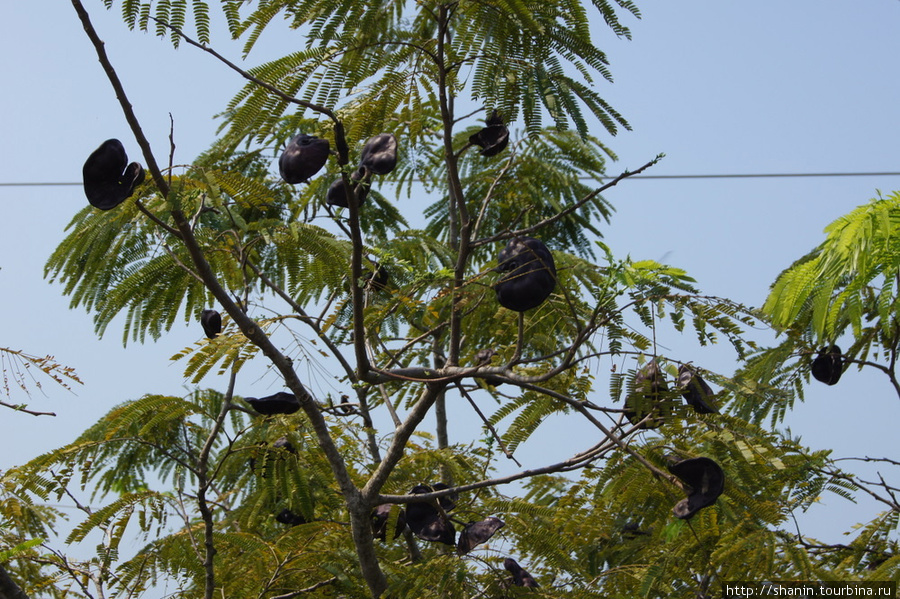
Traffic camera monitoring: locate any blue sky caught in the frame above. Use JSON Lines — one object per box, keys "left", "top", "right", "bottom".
{"left": 1, "top": 0, "right": 899, "bottom": 547}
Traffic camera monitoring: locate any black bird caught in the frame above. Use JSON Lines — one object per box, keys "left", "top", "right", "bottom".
{"left": 404, "top": 484, "right": 456, "bottom": 545}
{"left": 621, "top": 521, "right": 650, "bottom": 538}
{"left": 469, "top": 110, "right": 509, "bottom": 157}
{"left": 456, "top": 516, "right": 505, "bottom": 555}
{"left": 326, "top": 168, "right": 369, "bottom": 208}
{"left": 279, "top": 133, "right": 330, "bottom": 184}
{"left": 503, "top": 557, "right": 539, "bottom": 587}
{"left": 82, "top": 139, "right": 145, "bottom": 210}
{"left": 364, "top": 263, "right": 390, "bottom": 292}
{"left": 245, "top": 392, "right": 301, "bottom": 415}
{"left": 371, "top": 504, "right": 406, "bottom": 541}
{"left": 495, "top": 237, "right": 556, "bottom": 312}
{"left": 677, "top": 364, "right": 718, "bottom": 414}
{"left": 275, "top": 509, "right": 307, "bottom": 526}
{"left": 666, "top": 456, "right": 725, "bottom": 520}
{"left": 811, "top": 345, "right": 843, "bottom": 385}
{"left": 359, "top": 133, "right": 398, "bottom": 175}
{"left": 200, "top": 309, "right": 222, "bottom": 339}
{"left": 272, "top": 436, "right": 295, "bottom": 453}
{"left": 624, "top": 360, "right": 669, "bottom": 429}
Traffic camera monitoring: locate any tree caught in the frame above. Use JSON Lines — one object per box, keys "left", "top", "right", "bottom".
{"left": 739, "top": 192, "right": 900, "bottom": 580}
{"left": 0, "top": 291, "right": 80, "bottom": 599}
{"left": 6, "top": 1, "right": 895, "bottom": 598}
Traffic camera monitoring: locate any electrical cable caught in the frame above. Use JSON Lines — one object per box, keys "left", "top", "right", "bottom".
{"left": 1, "top": 171, "right": 900, "bottom": 187}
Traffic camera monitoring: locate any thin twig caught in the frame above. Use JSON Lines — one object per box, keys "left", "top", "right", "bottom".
{"left": 472, "top": 155, "right": 663, "bottom": 248}
{"left": 454, "top": 381, "right": 521, "bottom": 466}
{"left": 269, "top": 577, "right": 338, "bottom": 599}
{"left": 147, "top": 16, "right": 338, "bottom": 123}
{"left": 0, "top": 400, "right": 56, "bottom": 417}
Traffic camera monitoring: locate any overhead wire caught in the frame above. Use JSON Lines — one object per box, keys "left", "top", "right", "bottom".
{"left": 0, "top": 171, "right": 900, "bottom": 187}
{"left": 2, "top": 171, "right": 900, "bottom": 188}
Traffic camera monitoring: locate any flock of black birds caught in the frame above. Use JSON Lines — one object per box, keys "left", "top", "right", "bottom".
{"left": 621, "top": 342, "right": 845, "bottom": 518}
{"left": 371, "top": 484, "right": 506, "bottom": 557}
{"left": 81, "top": 111, "right": 847, "bottom": 587}
{"left": 624, "top": 361, "right": 719, "bottom": 430}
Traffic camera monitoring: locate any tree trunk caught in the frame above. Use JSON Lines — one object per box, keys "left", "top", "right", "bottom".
{"left": 0, "top": 565, "right": 30, "bottom": 599}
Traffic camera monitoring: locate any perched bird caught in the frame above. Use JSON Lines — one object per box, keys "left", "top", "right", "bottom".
{"left": 621, "top": 521, "right": 650, "bottom": 538}
{"left": 503, "top": 557, "right": 539, "bottom": 587}
{"left": 495, "top": 237, "right": 556, "bottom": 312}
{"left": 666, "top": 455, "right": 725, "bottom": 519}
{"left": 245, "top": 392, "right": 300, "bottom": 415}
{"left": 200, "top": 309, "right": 222, "bottom": 339}
{"left": 469, "top": 110, "right": 509, "bottom": 157}
{"left": 279, "top": 133, "right": 330, "bottom": 184}
{"left": 457, "top": 516, "right": 505, "bottom": 556}
{"left": 326, "top": 168, "right": 368, "bottom": 208}
{"left": 82, "top": 139, "right": 145, "bottom": 210}
{"left": 475, "top": 348, "right": 497, "bottom": 365}
{"left": 677, "top": 364, "right": 718, "bottom": 414}
{"left": 371, "top": 504, "right": 406, "bottom": 541}
{"left": 404, "top": 484, "right": 456, "bottom": 545}
{"left": 275, "top": 509, "right": 306, "bottom": 526}
{"left": 363, "top": 263, "right": 391, "bottom": 292}
{"left": 624, "top": 360, "right": 669, "bottom": 429}
{"left": 271, "top": 436, "right": 295, "bottom": 454}
{"left": 811, "top": 345, "right": 843, "bottom": 385}
{"left": 359, "top": 133, "right": 398, "bottom": 175}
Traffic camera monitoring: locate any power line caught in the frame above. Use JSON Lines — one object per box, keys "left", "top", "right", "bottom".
{"left": 1, "top": 171, "right": 900, "bottom": 187}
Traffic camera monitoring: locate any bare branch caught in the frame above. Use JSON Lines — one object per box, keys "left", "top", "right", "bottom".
{"left": 269, "top": 577, "right": 338, "bottom": 599}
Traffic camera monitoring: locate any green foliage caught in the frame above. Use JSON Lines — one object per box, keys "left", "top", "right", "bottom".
{"left": 423, "top": 129, "right": 616, "bottom": 257}
{"left": 107, "top": 0, "right": 636, "bottom": 148}
{"left": 490, "top": 422, "right": 842, "bottom": 598}
{"left": 17, "top": 1, "right": 900, "bottom": 598}
{"left": 742, "top": 192, "right": 900, "bottom": 424}
{"left": 764, "top": 192, "right": 900, "bottom": 346}
{"left": 45, "top": 188, "right": 216, "bottom": 345}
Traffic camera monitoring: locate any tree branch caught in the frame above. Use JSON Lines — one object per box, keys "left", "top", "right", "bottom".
{"left": 147, "top": 16, "right": 339, "bottom": 124}
{"left": 0, "top": 565, "right": 30, "bottom": 599}
{"left": 471, "top": 155, "right": 663, "bottom": 248}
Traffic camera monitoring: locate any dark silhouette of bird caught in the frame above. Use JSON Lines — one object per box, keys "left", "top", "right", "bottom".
{"left": 245, "top": 392, "right": 300, "bottom": 415}
{"left": 279, "top": 133, "right": 330, "bottom": 184}
{"left": 811, "top": 345, "right": 843, "bottom": 385}
{"left": 200, "top": 309, "right": 222, "bottom": 339}
{"left": 495, "top": 237, "right": 556, "bottom": 312}
{"left": 470, "top": 110, "right": 509, "bottom": 157}
{"left": 666, "top": 455, "right": 725, "bottom": 519}
{"left": 275, "top": 509, "right": 307, "bottom": 526}
{"left": 82, "top": 139, "right": 145, "bottom": 210}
